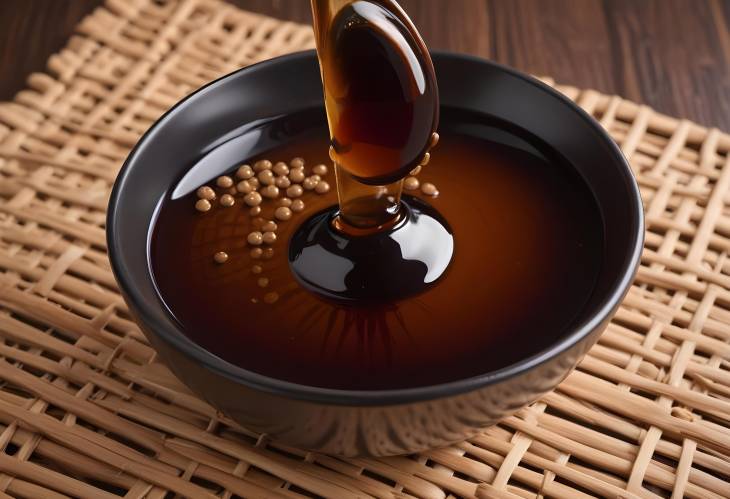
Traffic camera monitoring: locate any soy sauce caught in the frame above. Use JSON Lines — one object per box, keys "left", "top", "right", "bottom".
{"left": 150, "top": 1, "right": 603, "bottom": 391}
{"left": 150, "top": 113, "right": 604, "bottom": 390}
{"left": 311, "top": 0, "right": 438, "bottom": 185}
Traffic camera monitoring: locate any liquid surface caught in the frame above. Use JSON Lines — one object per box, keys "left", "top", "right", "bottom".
{"left": 312, "top": 0, "right": 438, "bottom": 184}
{"left": 289, "top": 196, "right": 454, "bottom": 303}
{"left": 151, "top": 118, "right": 604, "bottom": 390}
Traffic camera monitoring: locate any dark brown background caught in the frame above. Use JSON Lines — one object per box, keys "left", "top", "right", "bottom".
{"left": 1, "top": 1, "right": 729, "bottom": 129}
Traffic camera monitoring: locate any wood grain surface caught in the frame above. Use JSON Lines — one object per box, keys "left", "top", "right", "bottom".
{"left": 1, "top": 0, "right": 728, "bottom": 129}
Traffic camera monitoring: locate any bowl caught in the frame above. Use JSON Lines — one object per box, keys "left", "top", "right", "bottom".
{"left": 107, "top": 51, "right": 643, "bottom": 457}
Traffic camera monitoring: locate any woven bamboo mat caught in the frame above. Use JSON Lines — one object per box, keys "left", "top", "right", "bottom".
{"left": 0, "top": 0, "right": 729, "bottom": 497}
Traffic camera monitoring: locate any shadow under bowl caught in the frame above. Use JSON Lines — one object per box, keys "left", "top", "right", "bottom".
{"left": 107, "top": 51, "right": 643, "bottom": 457}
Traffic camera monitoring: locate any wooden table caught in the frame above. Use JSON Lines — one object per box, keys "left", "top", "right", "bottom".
{"left": 2, "top": 0, "right": 729, "bottom": 129}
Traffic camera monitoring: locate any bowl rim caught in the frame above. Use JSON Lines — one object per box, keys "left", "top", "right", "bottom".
{"left": 107, "top": 50, "right": 644, "bottom": 406}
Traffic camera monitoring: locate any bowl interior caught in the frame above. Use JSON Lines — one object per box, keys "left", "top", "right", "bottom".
{"left": 108, "top": 51, "right": 643, "bottom": 403}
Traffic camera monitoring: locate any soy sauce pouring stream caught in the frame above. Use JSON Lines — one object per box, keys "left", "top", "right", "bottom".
{"left": 310, "top": 0, "right": 439, "bottom": 232}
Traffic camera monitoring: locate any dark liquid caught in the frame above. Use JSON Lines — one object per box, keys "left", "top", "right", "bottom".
{"left": 289, "top": 196, "right": 453, "bottom": 303}
{"left": 312, "top": 0, "right": 438, "bottom": 184}
{"left": 150, "top": 113, "right": 604, "bottom": 390}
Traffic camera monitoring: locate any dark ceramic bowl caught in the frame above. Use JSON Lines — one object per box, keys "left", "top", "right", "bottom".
{"left": 107, "top": 51, "right": 643, "bottom": 457}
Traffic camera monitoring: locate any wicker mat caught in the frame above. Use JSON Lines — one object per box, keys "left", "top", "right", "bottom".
{"left": 0, "top": 0, "right": 729, "bottom": 497}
